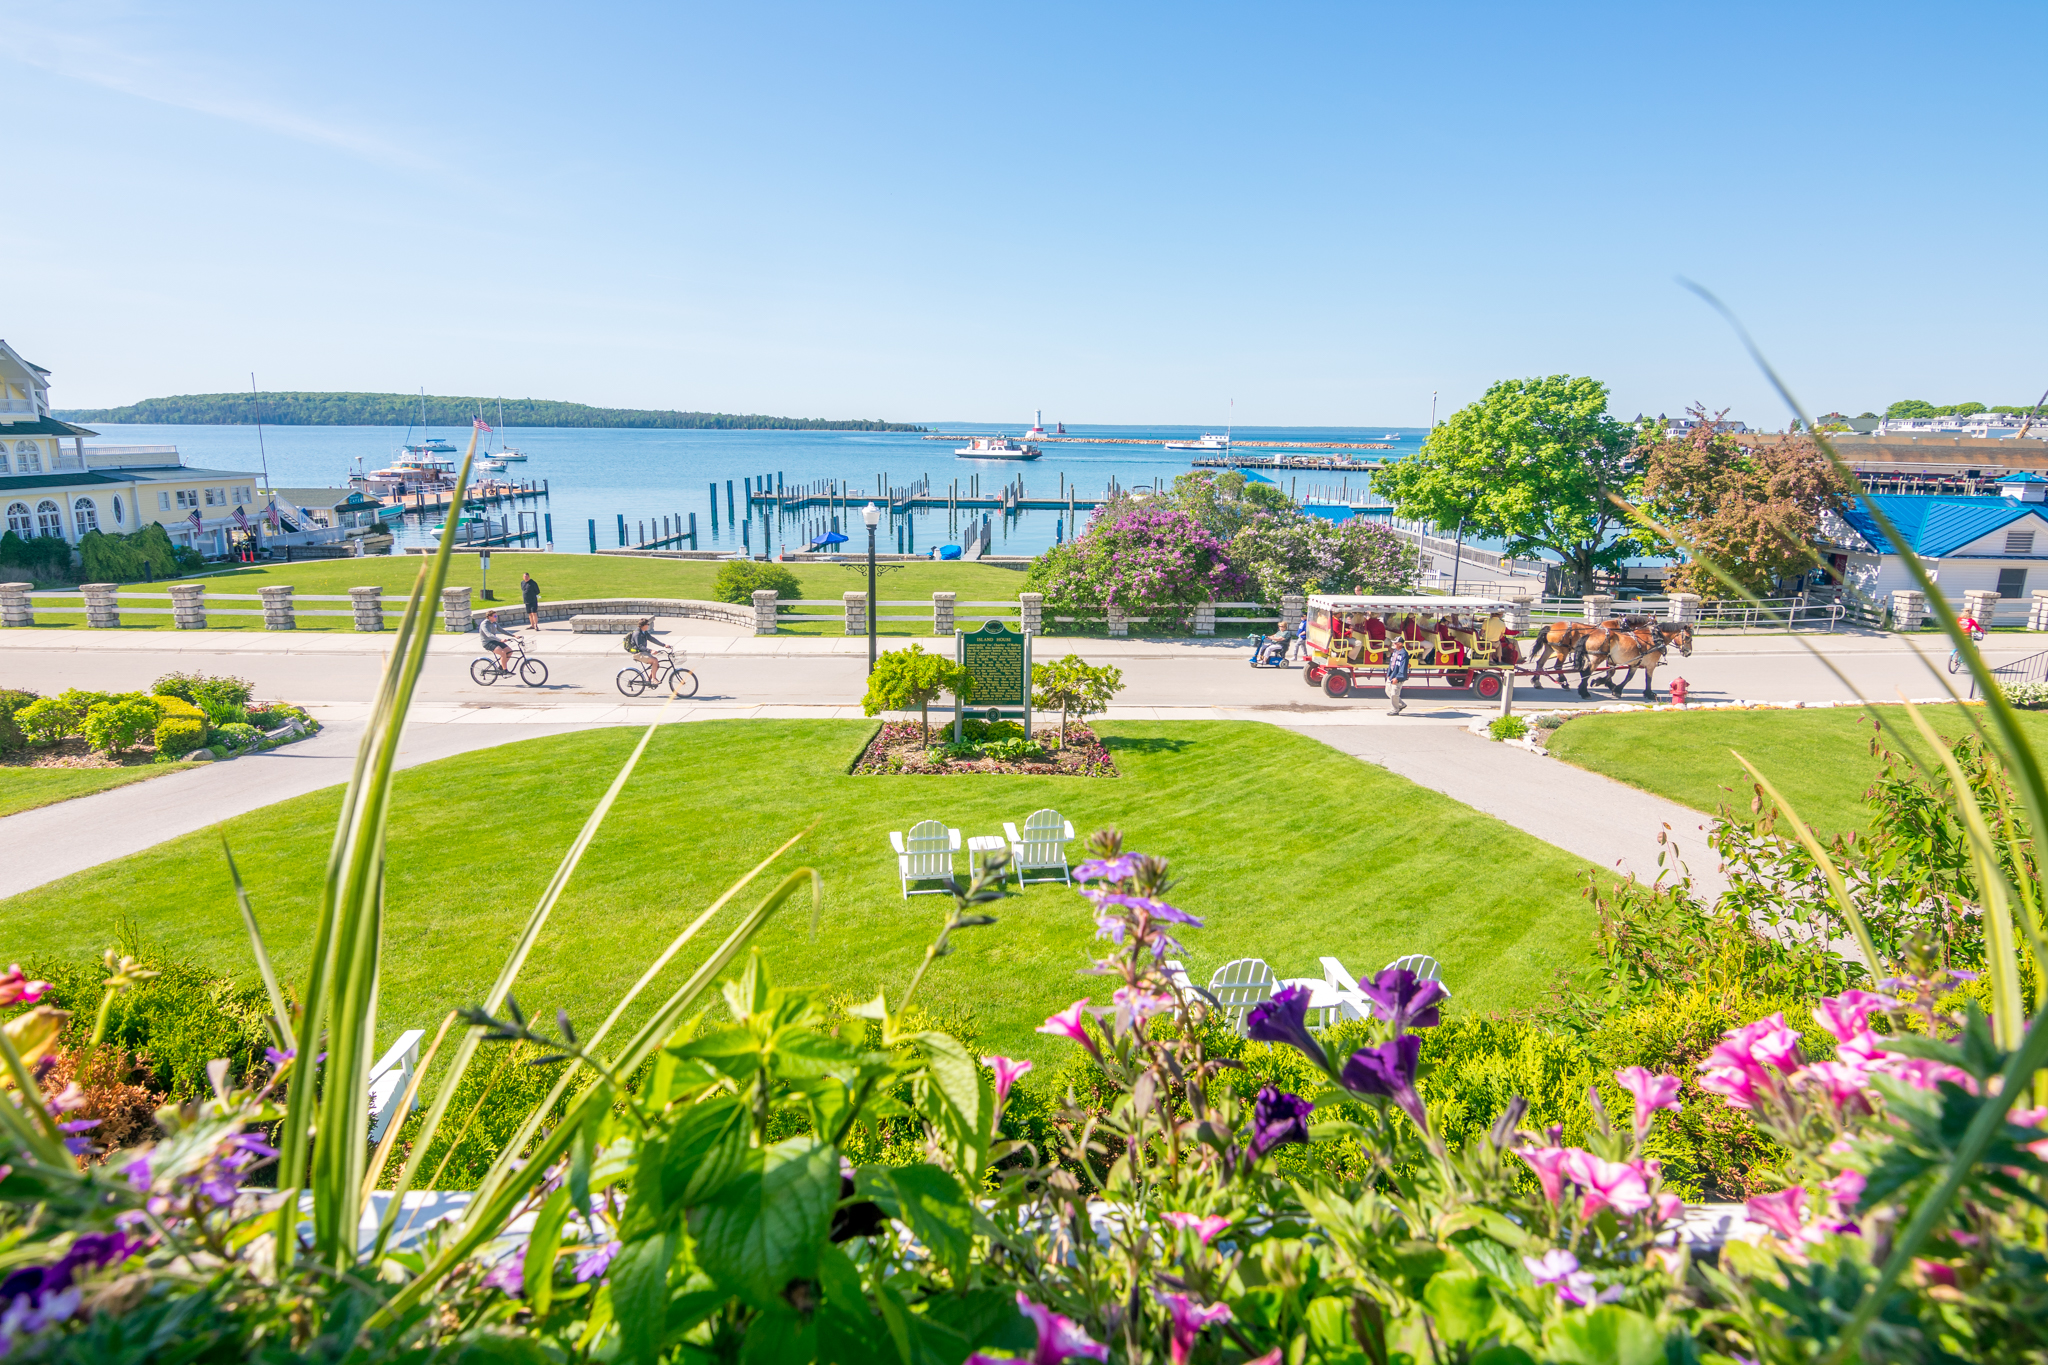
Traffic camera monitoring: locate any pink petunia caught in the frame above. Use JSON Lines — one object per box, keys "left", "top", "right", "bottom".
{"left": 1036, "top": 1001, "right": 1098, "bottom": 1056}
{"left": 1000, "top": 1292, "right": 1108, "bottom": 1365}
{"left": 1561, "top": 1149, "right": 1653, "bottom": 1218}
{"left": 1836, "top": 1029, "right": 1888, "bottom": 1072}
{"left": 1517, "top": 1145, "right": 1571, "bottom": 1205}
{"left": 1614, "top": 1066, "right": 1683, "bottom": 1140}
{"left": 1653, "top": 1192, "right": 1686, "bottom": 1225}
{"left": 1162, "top": 1211, "right": 1231, "bottom": 1246}
{"left": 1795, "top": 1061, "right": 1872, "bottom": 1110}
{"left": 1886, "top": 1057, "right": 1977, "bottom": 1093}
{"left": 1745, "top": 1187, "right": 1811, "bottom": 1243}
{"left": 1157, "top": 1293, "right": 1233, "bottom": 1365}
{"left": 981, "top": 1055, "right": 1034, "bottom": 1104}
{"left": 1811, "top": 990, "right": 1895, "bottom": 1044}
{"left": 0, "top": 965, "right": 51, "bottom": 1008}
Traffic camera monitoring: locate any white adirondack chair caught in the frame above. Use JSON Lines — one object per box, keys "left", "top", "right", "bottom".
{"left": 1383, "top": 953, "right": 1450, "bottom": 997}
{"left": 890, "top": 820, "right": 962, "bottom": 898}
{"left": 1003, "top": 808, "right": 1077, "bottom": 886}
{"left": 1163, "top": 958, "right": 1195, "bottom": 994}
{"left": 367, "top": 1028, "right": 426, "bottom": 1144}
{"left": 1320, "top": 955, "right": 1369, "bottom": 1021}
{"left": 1206, "top": 958, "right": 1276, "bottom": 1035}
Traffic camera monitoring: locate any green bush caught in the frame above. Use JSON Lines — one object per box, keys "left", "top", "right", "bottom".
{"left": 1488, "top": 714, "right": 1529, "bottom": 741}
{"left": 81, "top": 698, "right": 165, "bottom": 756}
{"left": 383, "top": 1044, "right": 575, "bottom": 1190}
{"left": 78, "top": 523, "right": 180, "bottom": 583}
{"left": 151, "top": 693, "right": 210, "bottom": 758}
{"left": 710, "top": 559, "right": 803, "bottom": 604}
{"left": 983, "top": 736, "right": 1046, "bottom": 762}
{"left": 0, "top": 689, "right": 32, "bottom": 754}
{"left": 15, "top": 697, "right": 79, "bottom": 744}
{"left": 152, "top": 672, "right": 254, "bottom": 709}
{"left": 0, "top": 530, "right": 75, "bottom": 579}
{"left": 2003, "top": 680, "right": 2048, "bottom": 709}
{"left": 213, "top": 722, "right": 262, "bottom": 751}
{"left": 57, "top": 688, "right": 116, "bottom": 717}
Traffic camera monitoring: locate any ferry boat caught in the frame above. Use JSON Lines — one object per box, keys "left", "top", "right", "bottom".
{"left": 954, "top": 435, "right": 1042, "bottom": 461}
{"left": 1163, "top": 432, "right": 1231, "bottom": 453}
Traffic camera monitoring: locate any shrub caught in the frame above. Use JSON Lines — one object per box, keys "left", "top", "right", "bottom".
{"left": 1031, "top": 654, "right": 1124, "bottom": 744}
{"left": 2002, "top": 679, "right": 2048, "bottom": 709}
{"left": 154, "top": 672, "right": 253, "bottom": 710}
{"left": 151, "top": 694, "right": 210, "bottom": 758}
{"left": 381, "top": 1044, "right": 574, "bottom": 1190}
{"left": 15, "top": 697, "right": 78, "bottom": 744}
{"left": 0, "top": 689, "right": 32, "bottom": 754}
{"left": 861, "top": 642, "right": 973, "bottom": 745}
{"left": 78, "top": 523, "right": 179, "bottom": 583}
{"left": 213, "top": 722, "right": 262, "bottom": 751}
{"left": 710, "top": 559, "right": 803, "bottom": 604}
{"left": 0, "top": 531, "right": 75, "bottom": 579}
{"left": 1024, "top": 504, "right": 1245, "bottom": 626}
{"left": 1229, "top": 510, "right": 1420, "bottom": 600}
{"left": 1489, "top": 714, "right": 1528, "bottom": 741}
{"left": 982, "top": 736, "right": 1046, "bottom": 762}
{"left": 57, "top": 688, "right": 115, "bottom": 717}
{"left": 81, "top": 698, "right": 164, "bottom": 756}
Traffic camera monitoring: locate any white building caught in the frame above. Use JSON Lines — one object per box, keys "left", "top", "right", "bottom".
{"left": 1818, "top": 473, "right": 2048, "bottom": 614}
{"left": 1, "top": 339, "right": 263, "bottom": 558}
{"left": 1878, "top": 412, "right": 2039, "bottom": 437}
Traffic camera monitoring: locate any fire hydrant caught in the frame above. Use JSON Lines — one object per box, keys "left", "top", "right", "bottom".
{"left": 1669, "top": 676, "right": 1689, "bottom": 705}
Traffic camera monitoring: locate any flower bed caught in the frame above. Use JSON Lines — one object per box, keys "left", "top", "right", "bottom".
{"left": 852, "top": 720, "right": 1118, "bottom": 776}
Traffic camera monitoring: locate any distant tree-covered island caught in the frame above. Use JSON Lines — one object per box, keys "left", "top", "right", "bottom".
{"left": 54, "top": 392, "right": 924, "bottom": 431}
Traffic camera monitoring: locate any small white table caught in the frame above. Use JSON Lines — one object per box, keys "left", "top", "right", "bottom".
{"left": 1276, "top": 976, "right": 1348, "bottom": 1027}
{"left": 965, "top": 835, "right": 1010, "bottom": 885}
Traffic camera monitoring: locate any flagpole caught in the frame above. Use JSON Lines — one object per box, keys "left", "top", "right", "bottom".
{"left": 250, "top": 374, "right": 272, "bottom": 552}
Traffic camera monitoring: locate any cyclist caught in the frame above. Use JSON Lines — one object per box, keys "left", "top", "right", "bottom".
{"left": 1958, "top": 610, "right": 1985, "bottom": 642}
{"left": 624, "top": 617, "right": 661, "bottom": 683}
{"left": 480, "top": 610, "right": 516, "bottom": 673}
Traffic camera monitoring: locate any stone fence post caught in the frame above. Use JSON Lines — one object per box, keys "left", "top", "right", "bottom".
{"left": 350, "top": 586, "right": 384, "bottom": 632}
{"left": 1963, "top": 588, "right": 2000, "bottom": 627}
{"left": 1581, "top": 593, "right": 1614, "bottom": 623}
{"left": 1280, "top": 594, "right": 1305, "bottom": 634}
{"left": 260, "top": 584, "right": 296, "bottom": 630}
{"left": 0, "top": 583, "right": 32, "bottom": 628}
{"left": 843, "top": 591, "right": 867, "bottom": 636}
{"left": 440, "top": 585, "right": 472, "bottom": 633}
{"left": 1194, "top": 603, "right": 1216, "bottom": 636}
{"left": 2030, "top": 589, "right": 2048, "bottom": 632}
{"left": 1502, "top": 592, "right": 1534, "bottom": 631}
{"left": 1665, "top": 593, "right": 1701, "bottom": 624}
{"left": 932, "top": 591, "right": 956, "bottom": 636}
{"left": 1890, "top": 589, "right": 1927, "bottom": 630}
{"left": 751, "top": 589, "right": 778, "bottom": 636}
{"left": 168, "top": 582, "right": 206, "bottom": 630}
{"left": 81, "top": 583, "right": 119, "bottom": 629}
{"left": 1019, "top": 591, "right": 1042, "bottom": 634}
{"left": 1108, "top": 606, "right": 1129, "bottom": 638}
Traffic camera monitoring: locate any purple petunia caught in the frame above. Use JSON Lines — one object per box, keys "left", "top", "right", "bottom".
{"left": 1340, "top": 1034, "right": 1429, "bottom": 1132}
{"left": 574, "top": 1241, "right": 620, "bottom": 1283}
{"left": 1245, "top": 985, "right": 1328, "bottom": 1071}
{"left": 1248, "top": 1086, "right": 1313, "bottom": 1159}
{"left": 1356, "top": 968, "right": 1445, "bottom": 1032}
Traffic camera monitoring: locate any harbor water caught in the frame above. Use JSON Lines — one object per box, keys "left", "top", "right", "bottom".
{"left": 77, "top": 423, "right": 1422, "bottom": 559}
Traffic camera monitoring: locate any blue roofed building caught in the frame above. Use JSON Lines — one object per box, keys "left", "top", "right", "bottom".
{"left": 1820, "top": 472, "right": 2048, "bottom": 620}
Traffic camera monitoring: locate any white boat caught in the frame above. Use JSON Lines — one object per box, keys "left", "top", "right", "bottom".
{"left": 1382, "top": 433, "right": 1400, "bottom": 440}
{"left": 1164, "top": 432, "right": 1231, "bottom": 453}
{"left": 955, "top": 435, "right": 1042, "bottom": 461}
{"left": 477, "top": 457, "right": 508, "bottom": 473}
{"left": 489, "top": 399, "right": 527, "bottom": 460}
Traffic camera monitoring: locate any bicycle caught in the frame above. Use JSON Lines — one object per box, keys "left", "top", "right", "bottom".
{"left": 617, "top": 645, "right": 699, "bottom": 698}
{"left": 1948, "top": 629, "right": 1986, "bottom": 675}
{"left": 471, "top": 637, "right": 549, "bottom": 688}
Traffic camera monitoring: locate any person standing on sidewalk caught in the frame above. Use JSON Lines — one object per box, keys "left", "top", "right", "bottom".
{"left": 521, "top": 572, "right": 541, "bottom": 629}
{"left": 1386, "top": 640, "right": 1409, "bottom": 714}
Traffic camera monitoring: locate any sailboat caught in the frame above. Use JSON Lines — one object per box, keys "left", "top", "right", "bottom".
{"left": 493, "top": 397, "right": 527, "bottom": 461}
{"left": 399, "top": 389, "right": 457, "bottom": 454}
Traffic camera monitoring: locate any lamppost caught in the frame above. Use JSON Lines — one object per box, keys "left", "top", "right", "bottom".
{"left": 863, "top": 502, "right": 881, "bottom": 673}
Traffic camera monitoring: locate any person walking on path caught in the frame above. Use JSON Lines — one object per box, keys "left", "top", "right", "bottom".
{"left": 1386, "top": 640, "right": 1409, "bottom": 715}
{"left": 520, "top": 572, "right": 541, "bottom": 629}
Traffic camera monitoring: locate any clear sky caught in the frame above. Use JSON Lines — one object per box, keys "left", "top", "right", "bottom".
{"left": 5, "top": 1, "right": 2042, "bottom": 427}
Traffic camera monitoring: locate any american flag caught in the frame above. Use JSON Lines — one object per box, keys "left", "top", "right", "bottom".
{"left": 266, "top": 499, "right": 281, "bottom": 530}
{"left": 475, "top": 418, "right": 493, "bottom": 433}
{"left": 187, "top": 509, "right": 203, "bottom": 534}
{"left": 232, "top": 506, "right": 249, "bottom": 531}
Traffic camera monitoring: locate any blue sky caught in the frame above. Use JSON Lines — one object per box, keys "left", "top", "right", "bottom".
{"left": 5, "top": 1, "right": 2042, "bottom": 426}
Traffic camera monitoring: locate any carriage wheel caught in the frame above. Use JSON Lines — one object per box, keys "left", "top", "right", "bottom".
{"left": 1474, "top": 671, "right": 1503, "bottom": 700}
{"left": 1323, "top": 670, "right": 1352, "bottom": 698}
{"left": 1304, "top": 664, "right": 1325, "bottom": 687}
{"left": 1445, "top": 670, "right": 1471, "bottom": 689}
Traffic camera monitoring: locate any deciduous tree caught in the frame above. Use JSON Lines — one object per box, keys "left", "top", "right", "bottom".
{"left": 862, "top": 643, "right": 972, "bottom": 745}
{"left": 1376, "top": 374, "right": 1640, "bottom": 594}
{"left": 1030, "top": 655, "right": 1124, "bottom": 747}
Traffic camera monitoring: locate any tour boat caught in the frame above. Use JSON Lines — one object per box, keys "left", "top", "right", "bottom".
{"left": 1163, "top": 432, "right": 1231, "bottom": 453}
{"left": 954, "top": 435, "right": 1043, "bottom": 461}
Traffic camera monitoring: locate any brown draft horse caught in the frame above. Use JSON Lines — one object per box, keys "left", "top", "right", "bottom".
{"left": 1523, "top": 621, "right": 1595, "bottom": 687}
{"left": 1579, "top": 621, "right": 1694, "bottom": 699}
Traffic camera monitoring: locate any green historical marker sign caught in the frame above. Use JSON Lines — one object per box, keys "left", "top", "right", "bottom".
{"left": 955, "top": 618, "right": 1032, "bottom": 736}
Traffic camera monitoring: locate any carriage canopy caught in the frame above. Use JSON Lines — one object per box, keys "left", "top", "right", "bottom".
{"left": 1304, "top": 595, "right": 1518, "bottom": 616}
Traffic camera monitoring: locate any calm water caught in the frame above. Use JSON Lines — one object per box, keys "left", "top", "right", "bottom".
{"left": 80, "top": 422, "right": 1418, "bottom": 558}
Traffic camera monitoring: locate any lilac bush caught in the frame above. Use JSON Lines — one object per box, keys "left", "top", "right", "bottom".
{"left": 1024, "top": 505, "right": 1246, "bottom": 627}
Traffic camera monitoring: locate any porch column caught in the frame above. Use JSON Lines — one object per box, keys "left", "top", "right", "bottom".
{"left": 932, "top": 591, "right": 956, "bottom": 636}
{"left": 1665, "top": 593, "right": 1701, "bottom": 624}
{"left": 1019, "top": 591, "right": 1043, "bottom": 634}
{"left": 843, "top": 591, "right": 867, "bottom": 636}
{"left": 751, "top": 589, "right": 778, "bottom": 636}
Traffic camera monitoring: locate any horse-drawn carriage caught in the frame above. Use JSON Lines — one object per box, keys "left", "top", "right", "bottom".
{"left": 1301, "top": 595, "right": 1521, "bottom": 700}
{"left": 1299, "top": 594, "right": 1696, "bottom": 702}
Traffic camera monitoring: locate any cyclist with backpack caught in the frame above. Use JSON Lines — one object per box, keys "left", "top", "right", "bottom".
{"left": 623, "top": 618, "right": 661, "bottom": 683}
{"left": 480, "top": 611, "right": 516, "bottom": 673}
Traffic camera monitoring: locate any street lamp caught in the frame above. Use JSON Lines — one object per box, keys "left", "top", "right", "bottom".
{"left": 862, "top": 502, "right": 881, "bottom": 673}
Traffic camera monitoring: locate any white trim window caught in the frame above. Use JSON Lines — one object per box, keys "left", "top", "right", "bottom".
{"left": 158, "top": 491, "right": 172, "bottom": 511}
{"left": 175, "top": 490, "right": 199, "bottom": 509}
{"left": 73, "top": 498, "right": 98, "bottom": 535}
{"left": 204, "top": 487, "right": 226, "bottom": 507}
{"left": 0, "top": 448, "right": 8, "bottom": 474}
{"left": 35, "top": 500, "right": 61, "bottom": 539}
{"left": 5, "top": 502, "right": 29, "bottom": 537}
{"left": 232, "top": 485, "right": 253, "bottom": 503}
{"left": 13, "top": 440, "right": 41, "bottom": 474}
{"left": 112, "top": 495, "right": 125, "bottom": 525}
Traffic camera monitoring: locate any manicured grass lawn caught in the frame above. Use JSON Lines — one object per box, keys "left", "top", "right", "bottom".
{"left": 6, "top": 721, "right": 1600, "bottom": 1065}
{"left": 1543, "top": 703, "right": 2047, "bottom": 836}
{"left": 22, "top": 553, "right": 1033, "bottom": 635}
{"left": 0, "top": 764, "right": 187, "bottom": 818}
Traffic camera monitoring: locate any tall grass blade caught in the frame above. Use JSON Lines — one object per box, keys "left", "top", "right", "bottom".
{"left": 373, "top": 862, "right": 820, "bottom": 1326}
{"left": 1728, "top": 752, "right": 1884, "bottom": 977}
{"left": 221, "top": 837, "right": 295, "bottom": 1051}
{"left": 270, "top": 423, "right": 481, "bottom": 1269}
{"left": 362, "top": 1010, "right": 455, "bottom": 1200}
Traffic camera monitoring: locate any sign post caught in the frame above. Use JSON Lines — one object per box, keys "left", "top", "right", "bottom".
{"left": 955, "top": 618, "right": 1027, "bottom": 741}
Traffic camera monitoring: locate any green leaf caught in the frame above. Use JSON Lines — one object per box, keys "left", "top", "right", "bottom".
{"left": 661, "top": 1094, "right": 752, "bottom": 1209}
{"left": 610, "top": 1231, "right": 678, "bottom": 1365}
{"left": 737, "top": 1307, "right": 817, "bottom": 1365}
{"left": 1545, "top": 1306, "right": 1664, "bottom": 1365}
{"left": 858, "top": 1164, "right": 974, "bottom": 1280}
{"left": 522, "top": 1187, "right": 571, "bottom": 1317}
{"left": 570, "top": 1110, "right": 596, "bottom": 1221}
{"left": 1470, "top": 1349, "right": 1537, "bottom": 1365}
{"left": 918, "top": 1286, "right": 1031, "bottom": 1357}
{"left": 1423, "top": 1270, "right": 1497, "bottom": 1347}
{"left": 692, "top": 1137, "right": 838, "bottom": 1309}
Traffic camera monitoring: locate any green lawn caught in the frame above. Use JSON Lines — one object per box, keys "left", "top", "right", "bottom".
{"left": 5, "top": 721, "right": 1600, "bottom": 1065}
{"left": 0, "top": 763, "right": 188, "bottom": 817}
{"left": 20, "top": 553, "right": 1034, "bottom": 635}
{"left": 1543, "top": 703, "right": 2047, "bottom": 836}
